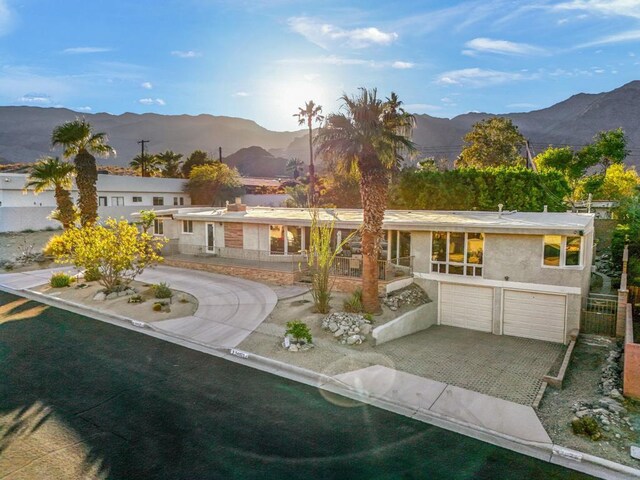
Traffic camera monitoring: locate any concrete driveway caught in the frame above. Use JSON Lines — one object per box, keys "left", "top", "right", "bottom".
{"left": 0, "top": 265, "right": 278, "bottom": 349}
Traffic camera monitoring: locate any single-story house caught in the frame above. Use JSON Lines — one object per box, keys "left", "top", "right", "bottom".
{"left": 149, "top": 201, "right": 594, "bottom": 344}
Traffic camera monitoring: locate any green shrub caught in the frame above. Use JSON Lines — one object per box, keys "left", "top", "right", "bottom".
{"left": 50, "top": 272, "right": 71, "bottom": 288}
{"left": 363, "top": 312, "right": 374, "bottom": 323}
{"left": 343, "top": 288, "right": 363, "bottom": 313}
{"left": 152, "top": 302, "right": 163, "bottom": 312}
{"left": 128, "top": 294, "right": 143, "bottom": 304}
{"left": 153, "top": 282, "right": 172, "bottom": 299}
{"left": 571, "top": 416, "right": 602, "bottom": 441}
{"left": 83, "top": 267, "right": 101, "bottom": 282}
{"left": 286, "top": 320, "right": 312, "bottom": 344}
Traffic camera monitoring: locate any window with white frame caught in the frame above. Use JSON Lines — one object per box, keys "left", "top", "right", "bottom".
{"left": 98, "top": 196, "right": 107, "bottom": 207}
{"left": 153, "top": 219, "right": 164, "bottom": 235}
{"left": 111, "top": 196, "right": 124, "bottom": 206}
{"left": 173, "top": 197, "right": 179, "bottom": 206}
{"left": 431, "top": 231, "right": 484, "bottom": 276}
{"left": 153, "top": 196, "right": 164, "bottom": 206}
{"left": 269, "top": 225, "right": 303, "bottom": 255}
{"left": 182, "top": 220, "right": 193, "bottom": 234}
{"left": 132, "top": 196, "right": 142, "bottom": 203}
{"left": 543, "top": 235, "right": 582, "bottom": 267}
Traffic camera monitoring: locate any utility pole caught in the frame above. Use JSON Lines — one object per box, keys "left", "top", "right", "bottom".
{"left": 218, "top": 146, "right": 223, "bottom": 163}
{"left": 137, "top": 139, "right": 150, "bottom": 177}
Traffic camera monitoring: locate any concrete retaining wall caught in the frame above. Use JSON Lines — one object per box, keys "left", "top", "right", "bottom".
{"left": 164, "top": 258, "right": 301, "bottom": 285}
{"left": 372, "top": 302, "right": 437, "bottom": 346}
{"left": 624, "top": 303, "right": 640, "bottom": 399}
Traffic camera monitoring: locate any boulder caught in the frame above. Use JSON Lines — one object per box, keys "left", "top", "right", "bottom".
{"left": 105, "top": 292, "right": 118, "bottom": 300}
{"left": 93, "top": 292, "right": 106, "bottom": 301}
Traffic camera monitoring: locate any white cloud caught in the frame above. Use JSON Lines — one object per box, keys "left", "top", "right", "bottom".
{"left": 233, "top": 91, "right": 249, "bottom": 97}
{"left": 18, "top": 93, "right": 52, "bottom": 104}
{"left": 577, "top": 29, "right": 640, "bottom": 48}
{"left": 141, "top": 81, "right": 153, "bottom": 89}
{"left": 436, "top": 68, "right": 529, "bottom": 87}
{"left": 170, "top": 50, "right": 202, "bottom": 58}
{"left": 554, "top": 0, "right": 640, "bottom": 19}
{"left": 0, "top": 0, "right": 14, "bottom": 36}
{"left": 62, "top": 47, "right": 112, "bottom": 54}
{"left": 73, "top": 106, "right": 92, "bottom": 112}
{"left": 464, "top": 37, "right": 546, "bottom": 56}
{"left": 392, "top": 61, "right": 415, "bottom": 69}
{"left": 278, "top": 55, "right": 376, "bottom": 67}
{"left": 138, "top": 98, "right": 165, "bottom": 106}
{"left": 287, "top": 16, "right": 398, "bottom": 49}
{"left": 404, "top": 103, "right": 443, "bottom": 113}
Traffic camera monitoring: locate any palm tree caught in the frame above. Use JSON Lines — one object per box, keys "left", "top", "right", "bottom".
{"left": 51, "top": 118, "right": 115, "bottom": 225}
{"left": 130, "top": 153, "right": 161, "bottom": 177}
{"left": 315, "top": 88, "right": 415, "bottom": 312}
{"left": 294, "top": 101, "right": 323, "bottom": 205}
{"left": 156, "top": 150, "right": 184, "bottom": 178}
{"left": 24, "top": 156, "right": 77, "bottom": 229}
{"left": 285, "top": 157, "right": 304, "bottom": 179}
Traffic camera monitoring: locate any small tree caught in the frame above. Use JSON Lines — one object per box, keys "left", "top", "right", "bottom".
{"left": 181, "top": 149, "right": 213, "bottom": 178}
{"left": 307, "top": 209, "right": 355, "bottom": 313}
{"left": 45, "top": 218, "right": 166, "bottom": 292}
{"left": 457, "top": 117, "right": 526, "bottom": 168}
{"left": 185, "top": 163, "right": 243, "bottom": 205}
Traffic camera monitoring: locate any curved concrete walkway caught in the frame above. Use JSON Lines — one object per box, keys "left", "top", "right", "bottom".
{"left": 0, "top": 265, "right": 278, "bottom": 348}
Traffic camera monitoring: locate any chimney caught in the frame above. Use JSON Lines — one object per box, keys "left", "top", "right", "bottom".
{"left": 226, "top": 197, "right": 246, "bottom": 212}
{"left": 498, "top": 203, "right": 503, "bottom": 218}
{"left": 543, "top": 205, "right": 548, "bottom": 213}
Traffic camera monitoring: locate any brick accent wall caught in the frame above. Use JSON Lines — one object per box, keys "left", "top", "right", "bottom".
{"left": 224, "top": 223, "right": 244, "bottom": 249}
{"left": 164, "top": 258, "right": 298, "bottom": 285}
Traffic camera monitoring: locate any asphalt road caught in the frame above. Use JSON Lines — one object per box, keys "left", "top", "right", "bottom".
{"left": 0, "top": 290, "right": 592, "bottom": 479}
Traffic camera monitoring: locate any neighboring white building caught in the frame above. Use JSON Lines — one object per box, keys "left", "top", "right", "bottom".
{"left": 0, "top": 173, "right": 190, "bottom": 232}
{"left": 150, "top": 203, "right": 595, "bottom": 344}
{"left": 572, "top": 200, "right": 619, "bottom": 219}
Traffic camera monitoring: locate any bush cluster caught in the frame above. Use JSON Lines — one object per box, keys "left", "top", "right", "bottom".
{"left": 50, "top": 272, "right": 72, "bottom": 288}
{"left": 83, "top": 267, "right": 101, "bottom": 282}
{"left": 571, "top": 416, "right": 602, "bottom": 441}
{"left": 285, "top": 320, "right": 312, "bottom": 344}
{"left": 343, "top": 288, "right": 364, "bottom": 313}
{"left": 153, "top": 282, "right": 172, "bottom": 299}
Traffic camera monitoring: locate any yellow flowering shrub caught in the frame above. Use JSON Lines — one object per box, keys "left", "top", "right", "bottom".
{"left": 45, "top": 218, "right": 166, "bottom": 292}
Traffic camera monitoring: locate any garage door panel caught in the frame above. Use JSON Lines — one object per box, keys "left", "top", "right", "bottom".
{"left": 503, "top": 290, "right": 566, "bottom": 343}
{"left": 440, "top": 283, "right": 493, "bottom": 333}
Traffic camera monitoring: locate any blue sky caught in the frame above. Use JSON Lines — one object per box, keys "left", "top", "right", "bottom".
{"left": 0, "top": 0, "right": 639, "bottom": 131}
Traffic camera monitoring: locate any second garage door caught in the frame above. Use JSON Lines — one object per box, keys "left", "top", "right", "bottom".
{"left": 502, "top": 290, "right": 566, "bottom": 343}
{"left": 440, "top": 283, "right": 494, "bottom": 332}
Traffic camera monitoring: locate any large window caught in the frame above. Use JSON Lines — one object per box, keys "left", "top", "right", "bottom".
{"left": 431, "top": 231, "right": 484, "bottom": 276}
{"left": 543, "top": 235, "right": 582, "bottom": 267}
{"left": 153, "top": 219, "right": 164, "bottom": 235}
{"left": 270, "top": 225, "right": 303, "bottom": 255}
{"left": 389, "top": 230, "right": 411, "bottom": 261}
{"left": 111, "top": 196, "right": 124, "bottom": 206}
{"left": 182, "top": 220, "right": 193, "bottom": 234}
{"left": 153, "top": 196, "right": 164, "bottom": 206}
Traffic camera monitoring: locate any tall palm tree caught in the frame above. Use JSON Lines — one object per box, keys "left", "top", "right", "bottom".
{"left": 24, "top": 156, "right": 77, "bottom": 229}
{"left": 315, "top": 88, "right": 415, "bottom": 312}
{"left": 130, "top": 153, "right": 161, "bottom": 177}
{"left": 51, "top": 119, "right": 115, "bottom": 225}
{"left": 294, "top": 101, "right": 323, "bottom": 205}
{"left": 156, "top": 150, "right": 184, "bottom": 178}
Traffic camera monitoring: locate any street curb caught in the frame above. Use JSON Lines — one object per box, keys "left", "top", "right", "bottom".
{"left": 1, "top": 284, "right": 639, "bottom": 479}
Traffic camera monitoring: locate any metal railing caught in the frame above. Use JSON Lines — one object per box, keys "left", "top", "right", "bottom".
{"left": 581, "top": 293, "right": 618, "bottom": 336}
{"left": 329, "top": 255, "right": 413, "bottom": 281}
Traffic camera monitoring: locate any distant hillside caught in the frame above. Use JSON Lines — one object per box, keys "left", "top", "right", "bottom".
{"left": 2, "top": 80, "right": 640, "bottom": 175}
{"left": 0, "top": 107, "right": 305, "bottom": 168}
{"left": 278, "top": 80, "right": 640, "bottom": 168}
{"left": 224, "top": 146, "right": 289, "bottom": 178}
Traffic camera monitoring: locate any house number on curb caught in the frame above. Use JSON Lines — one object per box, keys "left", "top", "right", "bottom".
{"left": 230, "top": 348, "right": 249, "bottom": 359}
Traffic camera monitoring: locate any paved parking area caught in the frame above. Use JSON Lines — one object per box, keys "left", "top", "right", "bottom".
{"left": 241, "top": 324, "right": 565, "bottom": 406}
{"left": 376, "top": 326, "right": 566, "bottom": 405}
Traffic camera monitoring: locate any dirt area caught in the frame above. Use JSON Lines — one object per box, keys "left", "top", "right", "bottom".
{"left": 35, "top": 278, "right": 198, "bottom": 323}
{"left": 538, "top": 335, "right": 640, "bottom": 468}
{"left": 0, "top": 230, "right": 58, "bottom": 272}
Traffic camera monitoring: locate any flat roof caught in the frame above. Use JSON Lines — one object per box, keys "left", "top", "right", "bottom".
{"left": 152, "top": 206, "right": 594, "bottom": 235}
{"left": 1, "top": 172, "right": 187, "bottom": 194}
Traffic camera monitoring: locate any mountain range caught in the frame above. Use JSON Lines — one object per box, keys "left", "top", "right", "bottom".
{"left": 1, "top": 80, "right": 639, "bottom": 175}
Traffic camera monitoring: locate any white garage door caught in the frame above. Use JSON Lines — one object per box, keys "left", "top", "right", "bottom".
{"left": 503, "top": 290, "right": 566, "bottom": 343}
{"left": 440, "top": 283, "right": 493, "bottom": 332}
